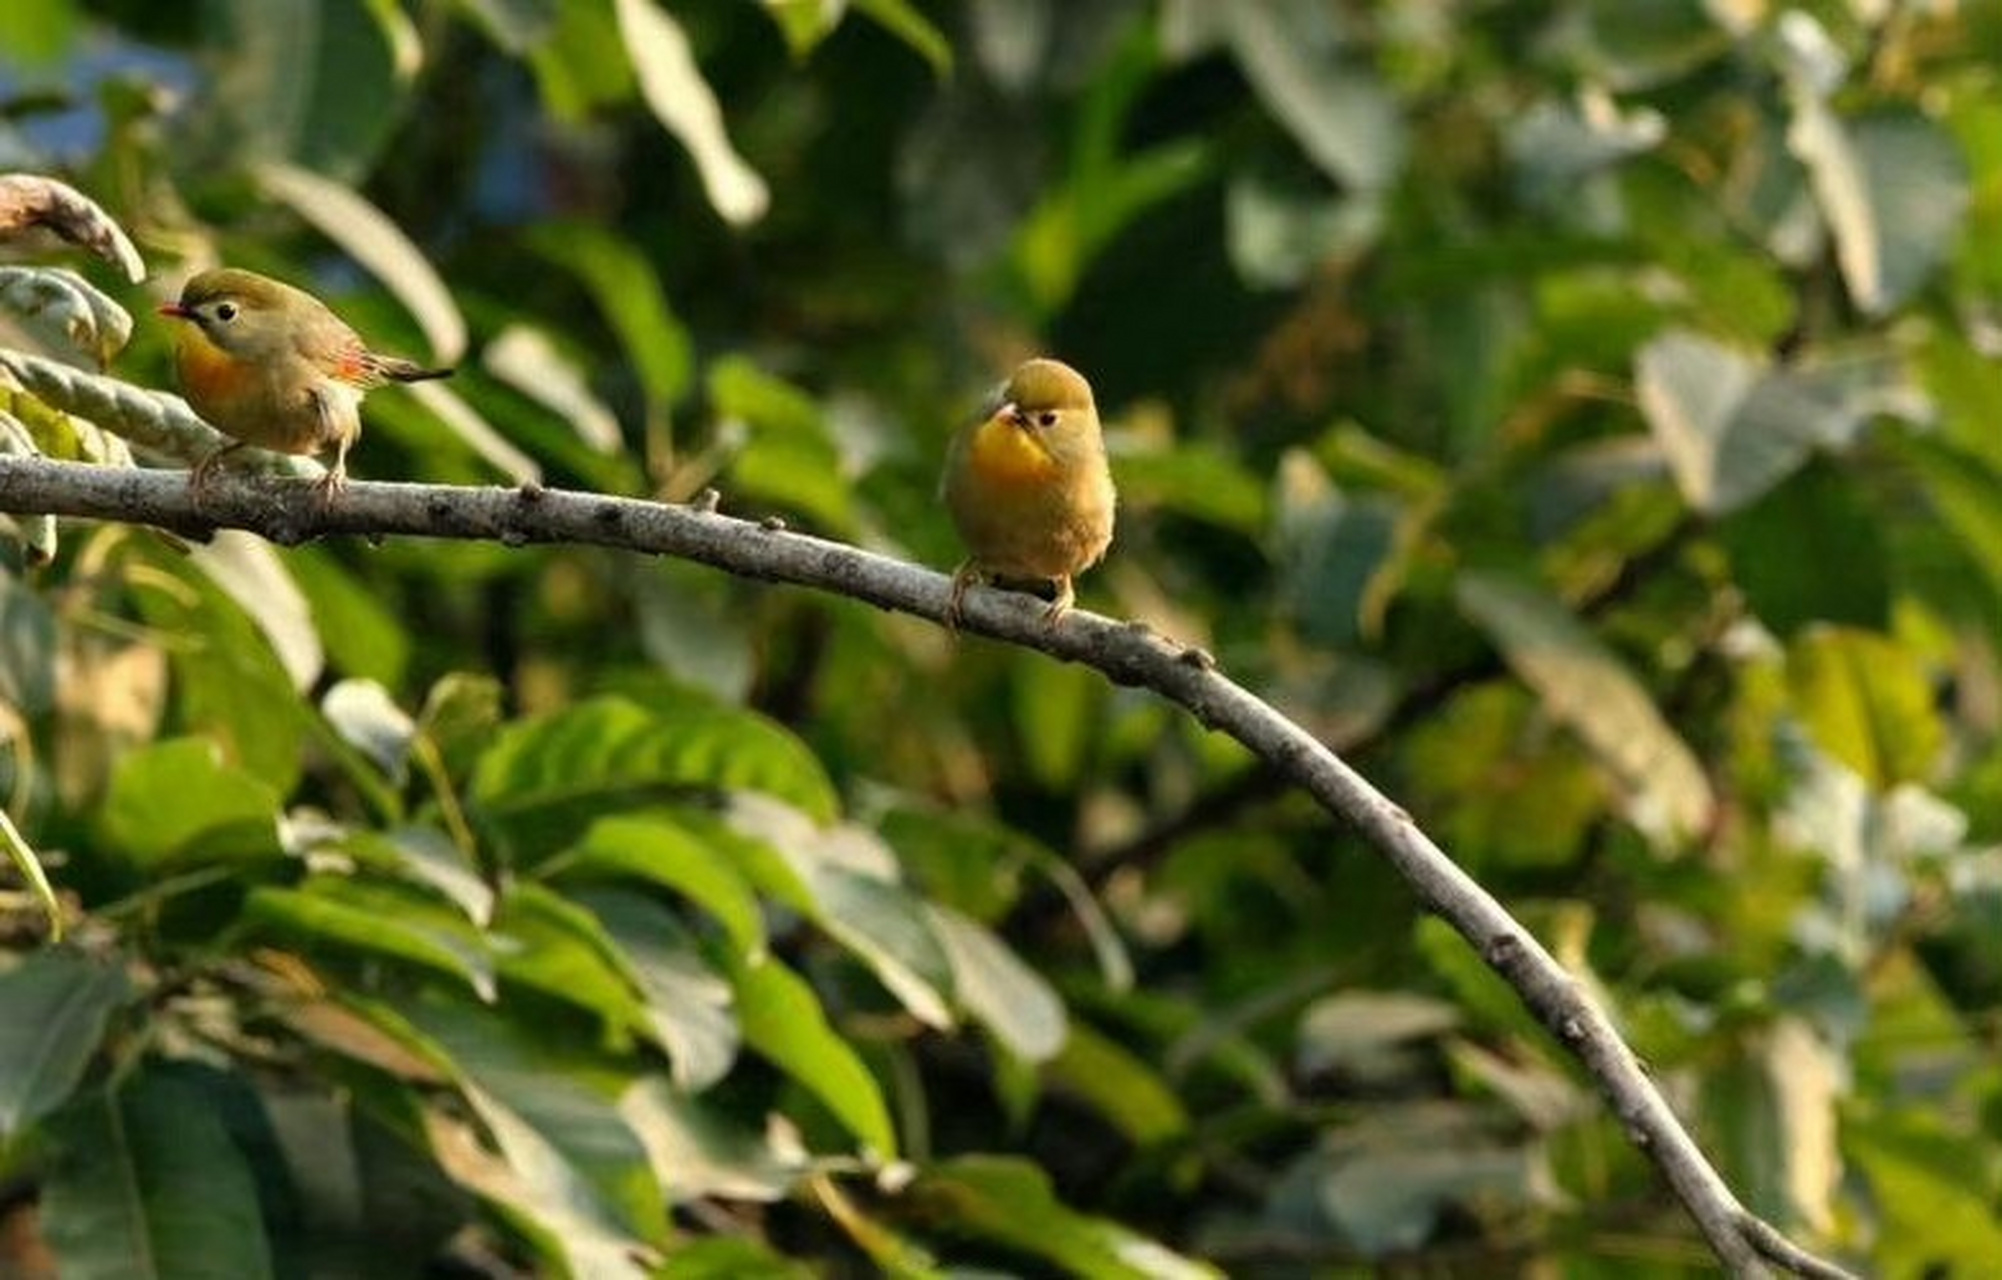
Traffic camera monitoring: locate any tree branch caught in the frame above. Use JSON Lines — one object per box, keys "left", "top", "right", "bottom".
{"left": 0, "top": 454, "right": 1851, "bottom": 1279}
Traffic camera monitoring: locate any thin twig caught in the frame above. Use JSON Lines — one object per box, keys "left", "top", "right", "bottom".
{"left": 0, "top": 454, "right": 1856, "bottom": 1280}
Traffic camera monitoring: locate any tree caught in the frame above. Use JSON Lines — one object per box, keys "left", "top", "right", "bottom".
{"left": 0, "top": 1, "right": 1995, "bottom": 1274}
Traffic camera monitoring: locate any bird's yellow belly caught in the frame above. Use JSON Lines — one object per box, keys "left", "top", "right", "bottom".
{"left": 948, "top": 419, "right": 1114, "bottom": 580}
{"left": 176, "top": 337, "right": 334, "bottom": 454}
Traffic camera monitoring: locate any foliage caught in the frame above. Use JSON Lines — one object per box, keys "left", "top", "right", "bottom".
{"left": 0, "top": 0, "right": 1997, "bottom": 1273}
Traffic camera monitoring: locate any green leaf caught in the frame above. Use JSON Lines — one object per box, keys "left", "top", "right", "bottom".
{"left": 190, "top": 532, "right": 323, "bottom": 692}
{"left": 1702, "top": 1018, "right": 1841, "bottom": 1235}
{"left": 733, "top": 956, "right": 896, "bottom": 1156}
{"left": 1719, "top": 461, "right": 1889, "bottom": 636}
{"left": 1790, "top": 104, "right": 1969, "bottom": 317}
{"left": 1046, "top": 1023, "right": 1188, "bottom": 1145}
{"left": 0, "top": 808, "right": 61, "bottom": 939}
{"left": 320, "top": 678, "right": 417, "bottom": 779}
{"left": 483, "top": 323, "right": 625, "bottom": 453}
{"left": 255, "top": 161, "right": 468, "bottom": 364}
{"left": 551, "top": 812, "right": 767, "bottom": 960}
{"left": 619, "top": 1076, "right": 803, "bottom": 1203}
{"left": 128, "top": 547, "right": 310, "bottom": 796}
{"left": 100, "top": 738, "right": 283, "bottom": 870}
{"left": 0, "top": 0, "right": 78, "bottom": 65}
{"left": 762, "top": 828, "right": 954, "bottom": 1029}
{"left": 527, "top": 222, "right": 692, "bottom": 415}
{"left": 909, "top": 1155, "right": 1220, "bottom": 1279}
{"left": 0, "top": 568, "right": 55, "bottom": 716}
{"left": 470, "top": 695, "right": 839, "bottom": 861}
{"left": 709, "top": 355, "right": 855, "bottom": 533}
{"left": 404, "top": 993, "right": 670, "bottom": 1248}
{"left": 1455, "top": 571, "right": 1713, "bottom": 847}
{"left": 245, "top": 879, "right": 498, "bottom": 1001}
{"left": 761, "top": 0, "right": 843, "bottom": 61}
{"left": 1222, "top": 1, "right": 1404, "bottom": 191}
{"left": 452, "top": 0, "right": 557, "bottom": 53}
{"left": 202, "top": 0, "right": 406, "bottom": 178}
{"left": 1634, "top": 329, "right": 1841, "bottom": 515}
{"left": 0, "top": 265, "right": 132, "bottom": 367}
{"left": 579, "top": 889, "right": 740, "bottom": 1091}
{"left": 344, "top": 826, "right": 494, "bottom": 924}
{"left": 282, "top": 546, "right": 412, "bottom": 688}
{"left": 612, "top": 0, "right": 770, "bottom": 225}
{"left": 1845, "top": 1108, "right": 2002, "bottom": 1271}
{"left": 656, "top": 1235, "right": 813, "bottom": 1278}
{"left": 42, "top": 1070, "right": 275, "bottom": 1280}
{"left": 852, "top": 0, "right": 951, "bottom": 77}
{"left": 493, "top": 881, "right": 657, "bottom": 1031}
{"left": 1787, "top": 627, "right": 1944, "bottom": 788}
{"left": 0, "top": 953, "right": 127, "bottom": 1138}
{"left": 926, "top": 905, "right": 1066, "bottom": 1063}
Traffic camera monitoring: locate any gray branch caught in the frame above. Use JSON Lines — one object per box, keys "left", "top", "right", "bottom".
{"left": 0, "top": 455, "right": 1853, "bottom": 1280}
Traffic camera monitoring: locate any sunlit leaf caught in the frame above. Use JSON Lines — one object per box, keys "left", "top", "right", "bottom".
{"left": 551, "top": 812, "right": 768, "bottom": 960}
{"left": 0, "top": 172, "right": 144, "bottom": 281}
{"left": 0, "top": 809, "right": 60, "bottom": 939}
{"left": 321, "top": 677, "right": 416, "bottom": 779}
{"left": 926, "top": 905, "right": 1066, "bottom": 1063}
{"left": 1222, "top": 0, "right": 1405, "bottom": 191}
{"left": 0, "top": 953, "right": 125, "bottom": 1136}
{"left": 1789, "top": 104, "right": 1968, "bottom": 317}
{"left": 0, "top": 265, "right": 131, "bottom": 366}
{"left": 908, "top": 1155, "right": 1219, "bottom": 1278}
{"left": 1455, "top": 570, "right": 1713, "bottom": 846}
{"left": 1634, "top": 329, "right": 1860, "bottom": 515}
{"left": 852, "top": 0, "right": 950, "bottom": 77}
{"left": 578, "top": 888, "right": 740, "bottom": 1091}
{"left": 526, "top": 223, "right": 692, "bottom": 415}
{"left": 1787, "top": 626, "right": 1944, "bottom": 788}
{"left": 621, "top": 1076, "right": 804, "bottom": 1203}
{"left": 246, "top": 879, "right": 498, "bottom": 1001}
{"left": 404, "top": 993, "right": 671, "bottom": 1248}
{"left": 404, "top": 371, "right": 542, "bottom": 484}
{"left": 101, "top": 738, "right": 283, "bottom": 869}
{"left": 733, "top": 956, "right": 896, "bottom": 1156}
{"left": 612, "top": 0, "right": 770, "bottom": 225}
{"left": 1703, "top": 1018, "right": 1841, "bottom": 1235}
{"left": 1047, "top": 1023, "right": 1187, "bottom": 1145}
{"left": 190, "top": 530, "right": 323, "bottom": 692}
{"left": 255, "top": 160, "right": 467, "bottom": 363}
{"left": 470, "top": 695, "right": 839, "bottom": 861}
{"left": 484, "top": 323, "right": 623, "bottom": 453}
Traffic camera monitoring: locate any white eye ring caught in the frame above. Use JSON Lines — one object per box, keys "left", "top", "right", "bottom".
{"left": 214, "top": 302, "right": 238, "bottom": 322}
{"left": 1036, "top": 410, "right": 1058, "bottom": 428}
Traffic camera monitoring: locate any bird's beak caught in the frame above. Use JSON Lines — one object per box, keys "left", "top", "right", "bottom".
{"left": 156, "top": 302, "right": 193, "bottom": 319}
{"left": 1000, "top": 402, "right": 1027, "bottom": 429}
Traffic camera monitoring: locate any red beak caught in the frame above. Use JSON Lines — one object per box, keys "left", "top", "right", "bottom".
{"left": 157, "top": 302, "right": 192, "bottom": 319}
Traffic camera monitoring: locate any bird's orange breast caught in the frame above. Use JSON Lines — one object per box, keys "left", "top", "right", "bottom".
{"left": 175, "top": 330, "right": 249, "bottom": 417}
{"left": 966, "top": 414, "right": 1059, "bottom": 489}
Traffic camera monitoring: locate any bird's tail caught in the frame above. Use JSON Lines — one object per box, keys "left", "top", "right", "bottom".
{"left": 368, "top": 354, "right": 454, "bottom": 383}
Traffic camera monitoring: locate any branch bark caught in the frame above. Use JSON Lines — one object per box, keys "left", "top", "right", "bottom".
{"left": 0, "top": 454, "right": 1854, "bottom": 1279}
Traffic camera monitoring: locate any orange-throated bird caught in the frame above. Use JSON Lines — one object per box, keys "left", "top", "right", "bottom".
{"left": 941, "top": 357, "right": 1115, "bottom": 626}
{"left": 158, "top": 268, "right": 451, "bottom": 496}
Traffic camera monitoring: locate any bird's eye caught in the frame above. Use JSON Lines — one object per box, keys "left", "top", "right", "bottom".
{"left": 213, "top": 302, "right": 238, "bottom": 322}
{"left": 1036, "top": 410, "right": 1058, "bottom": 428}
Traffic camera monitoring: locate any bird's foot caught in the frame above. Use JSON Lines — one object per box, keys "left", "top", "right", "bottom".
{"left": 946, "top": 562, "right": 982, "bottom": 633}
{"left": 1039, "top": 576, "right": 1075, "bottom": 629}
{"left": 310, "top": 463, "right": 348, "bottom": 508}
{"left": 188, "top": 442, "right": 244, "bottom": 507}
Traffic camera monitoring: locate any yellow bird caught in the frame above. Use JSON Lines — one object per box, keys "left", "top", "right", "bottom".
{"left": 942, "top": 357, "right": 1116, "bottom": 626}
{"left": 158, "top": 268, "right": 451, "bottom": 496}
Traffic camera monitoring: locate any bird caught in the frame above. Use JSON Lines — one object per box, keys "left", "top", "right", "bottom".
{"left": 941, "top": 357, "right": 1116, "bottom": 627}
{"left": 158, "top": 267, "right": 451, "bottom": 497}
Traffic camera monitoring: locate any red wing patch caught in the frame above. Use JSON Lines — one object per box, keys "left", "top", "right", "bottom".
{"left": 328, "top": 346, "right": 376, "bottom": 387}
